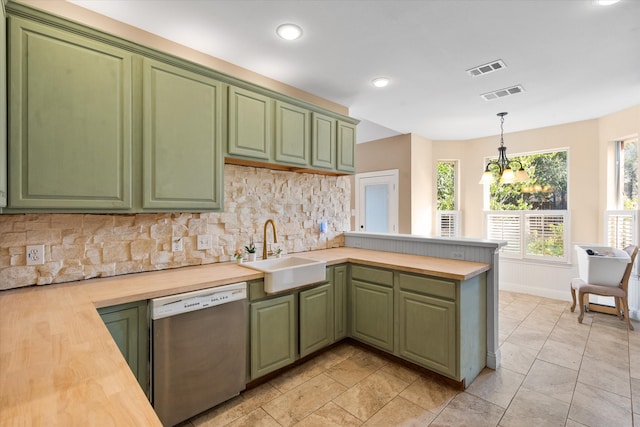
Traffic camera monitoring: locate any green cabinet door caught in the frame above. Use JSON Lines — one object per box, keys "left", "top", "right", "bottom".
{"left": 275, "top": 101, "right": 310, "bottom": 166}
{"left": 311, "top": 113, "right": 336, "bottom": 170}
{"left": 299, "top": 282, "right": 333, "bottom": 357}
{"left": 142, "top": 58, "right": 223, "bottom": 210}
{"left": 98, "top": 300, "right": 150, "bottom": 397}
{"left": 250, "top": 294, "right": 296, "bottom": 379}
{"left": 8, "top": 17, "right": 133, "bottom": 210}
{"left": 398, "top": 290, "right": 456, "bottom": 378}
{"left": 333, "top": 265, "right": 348, "bottom": 340}
{"left": 337, "top": 120, "right": 356, "bottom": 173}
{"left": 228, "top": 86, "right": 272, "bottom": 160}
{"left": 351, "top": 279, "right": 394, "bottom": 352}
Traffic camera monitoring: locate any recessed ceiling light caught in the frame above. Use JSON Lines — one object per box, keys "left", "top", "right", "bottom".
{"left": 372, "top": 77, "right": 390, "bottom": 88}
{"left": 276, "top": 23, "right": 303, "bottom": 40}
{"left": 594, "top": 0, "right": 620, "bottom": 5}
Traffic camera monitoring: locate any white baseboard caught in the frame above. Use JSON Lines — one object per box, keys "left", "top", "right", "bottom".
{"left": 499, "top": 281, "right": 572, "bottom": 302}
{"left": 486, "top": 349, "right": 500, "bottom": 370}
{"left": 500, "top": 280, "right": 640, "bottom": 321}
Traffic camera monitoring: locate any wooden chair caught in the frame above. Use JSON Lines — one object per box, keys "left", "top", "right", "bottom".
{"left": 570, "top": 245, "right": 638, "bottom": 330}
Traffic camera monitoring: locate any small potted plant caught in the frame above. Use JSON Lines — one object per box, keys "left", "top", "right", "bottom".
{"left": 274, "top": 246, "right": 283, "bottom": 258}
{"left": 233, "top": 248, "right": 244, "bottom": 264}
{"left": 244, "top": 240, "right": 257, "bottom": 262}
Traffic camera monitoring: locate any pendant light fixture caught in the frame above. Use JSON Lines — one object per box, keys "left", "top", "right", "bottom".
{"left": 479, "top": 112, "right": 530, "bottom": 184}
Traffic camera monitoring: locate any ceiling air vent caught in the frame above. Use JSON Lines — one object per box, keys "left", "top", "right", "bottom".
{"left": 466, "top": 60, "right": 506, "bottom": 77}
{"left": 480, "top": 85, "right": 525, "bottom": 101}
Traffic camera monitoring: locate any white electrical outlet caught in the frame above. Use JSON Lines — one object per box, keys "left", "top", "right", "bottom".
{"left": 172, "top": 238, "right": 183, "bottom": 252}
{"left": 26, "top": 244, "right": 45, "bottom": 265}
{"left": 197, "top": 235, "right": 212, "bottom": 250}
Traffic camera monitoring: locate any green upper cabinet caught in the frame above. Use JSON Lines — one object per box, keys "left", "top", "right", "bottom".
{"left": 337, "top": 120, "right": 356, "bottom": 173}
{"left": 274, "top": 101, "right": 310, "bottom": 166}
{"left": 228, "top": 86, "right": 272, "bottom": 161}
{"left": 7, "top": 16, "right": 133, "bottom": 210}
{"left": 3, "top": 3, "right": 359, "bottom": 214}
{"left": 142, "top": 58, "right": 223, "bottom": 210}
{"left": 299, "top": 282, "right": 333, "bottom": 357}
{"left": 1, "top": 1, "right": 7, "bottom": 208}
{"left": 311, "top": 113, "right": 336, "bottom": 170}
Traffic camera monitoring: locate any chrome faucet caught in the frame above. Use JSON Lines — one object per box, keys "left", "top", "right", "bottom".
{"left": 263, "top": 219, "right": 278, "bottom": 259}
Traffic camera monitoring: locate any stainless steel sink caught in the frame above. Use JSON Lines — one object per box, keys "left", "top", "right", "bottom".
{"left": 241, "top": 256, "right": 327, "bottom": 293}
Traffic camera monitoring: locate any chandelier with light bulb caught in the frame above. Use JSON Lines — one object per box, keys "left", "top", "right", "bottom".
{"left": 479, "top": 112, "right": 530, "bottom": 184}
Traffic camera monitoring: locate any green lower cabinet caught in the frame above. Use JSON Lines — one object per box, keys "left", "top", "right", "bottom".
{"left": 299, "top": 283, "right": 333, "bottom": 357}
{"left": 333, "top": 265, "right": 348, "bottom": 341}
{"left": 398, "top": 291, "right": 456, "bottom": 378}
{"left": 396, "top": 271, "right": 487, "bottom": 385}
{"left": 98, "top": 300, "right": 150, "bottom": 398}
{"left": 350, "top": 279, "right": 394, "bottom": 352}
{"left": 250, "top": 294, "right": 297, "bottom": 380}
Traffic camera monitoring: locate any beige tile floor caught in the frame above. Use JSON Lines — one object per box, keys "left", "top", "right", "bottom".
{"left": 178, "top": 291, "right": 640, "bottom": 426}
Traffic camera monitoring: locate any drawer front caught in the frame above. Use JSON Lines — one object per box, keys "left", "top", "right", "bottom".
{"left": 398, "top": 273, "right": 456, "bottom": 300}
{"left": 350, "top": 264, "right": 393, "bottom": 287}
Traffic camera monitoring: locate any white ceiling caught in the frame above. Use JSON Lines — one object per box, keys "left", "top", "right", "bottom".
{"left": 68, "top": 0, "right": 640, "bottom": 143}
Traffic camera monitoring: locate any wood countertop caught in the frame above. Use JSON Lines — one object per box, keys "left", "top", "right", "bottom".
{"left": 0, "top": 247, "right": 489, "bottom": 426}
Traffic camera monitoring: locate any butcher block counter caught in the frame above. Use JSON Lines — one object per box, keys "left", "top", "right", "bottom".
{"left": 0, "top": 247, "right": 489, "bottom": 426}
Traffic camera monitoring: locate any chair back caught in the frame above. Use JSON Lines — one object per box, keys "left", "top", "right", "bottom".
{"left": 621, "top": 245, "right": 639, "bottom": 292}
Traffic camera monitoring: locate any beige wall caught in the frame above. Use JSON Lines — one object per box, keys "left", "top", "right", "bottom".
{"left": 409, "top": 134, "right": 433, "bottom": 235}
{"left": 0, "top": 165, "right": 350, "bottom": 290}
{"left": 446, "top": 118, "right": 601, "bottom": 240}
{"left": 353, "top": 133, "right": 435, "bottom": 236}
{"left": 353, "top": 134, "right": 413, "bottom": 234}
{"left": 357, "top": 105, "right": 639, "bottom": 244}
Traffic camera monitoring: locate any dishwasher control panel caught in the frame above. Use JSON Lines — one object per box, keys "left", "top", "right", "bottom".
{"left": 151, "top": 282, "right": 247, "bottom": 320}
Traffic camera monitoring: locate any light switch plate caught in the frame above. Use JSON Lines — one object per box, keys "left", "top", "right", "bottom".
{"left": 26, "top": 244, "right": 45, "bottom": 265}
{"left": 197, "top": 235, "right": 212, "bottom": 250}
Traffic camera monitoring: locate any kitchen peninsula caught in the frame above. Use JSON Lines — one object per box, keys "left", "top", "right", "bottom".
{"left": 0, "top": 247, "right": 491, "bottom": 426}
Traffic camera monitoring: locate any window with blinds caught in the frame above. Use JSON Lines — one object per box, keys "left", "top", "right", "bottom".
{"left": 605, "top": 210, "right": 636, "bottom": 249}
{"left": 486, "top": 211, "right": 569, "bottom": 261}
{"left": 436, "top": 211, "right": 460, "bottom": 237}
{"left": 486, "top": 213, "right": 521, "bottom": 256}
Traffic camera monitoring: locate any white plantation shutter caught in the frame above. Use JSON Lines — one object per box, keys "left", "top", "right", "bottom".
{"left": 525, "top": 214, "right": 565, "bottom": 260}
{"left": 436, "top": 211, "right": 460, "bottom": 237}
{"left": 605, "top": 211, "right": 636, "bottom": 249}
{"left": 485, "top": 211, "right": 569, "bottom": 261}
{"left": 486, "top": 213, "right": 521, "bottom": 257}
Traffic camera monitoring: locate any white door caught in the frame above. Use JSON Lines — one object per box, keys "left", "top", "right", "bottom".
{"left": 355, "top": 170, "right": 398, "bottom": 233}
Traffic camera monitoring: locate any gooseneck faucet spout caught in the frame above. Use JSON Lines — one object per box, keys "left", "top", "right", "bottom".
{"left": 263, "top": 219, "right": 278, "bottom": 259}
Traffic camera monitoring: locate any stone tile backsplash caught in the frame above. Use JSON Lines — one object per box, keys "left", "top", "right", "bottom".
{"left": 0, "top": 165, "right": 350, "bottom": 290}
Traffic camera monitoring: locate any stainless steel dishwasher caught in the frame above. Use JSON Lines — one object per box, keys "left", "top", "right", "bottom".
{"left": 151, "top": 282, "right": 247, "bottom": 427}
